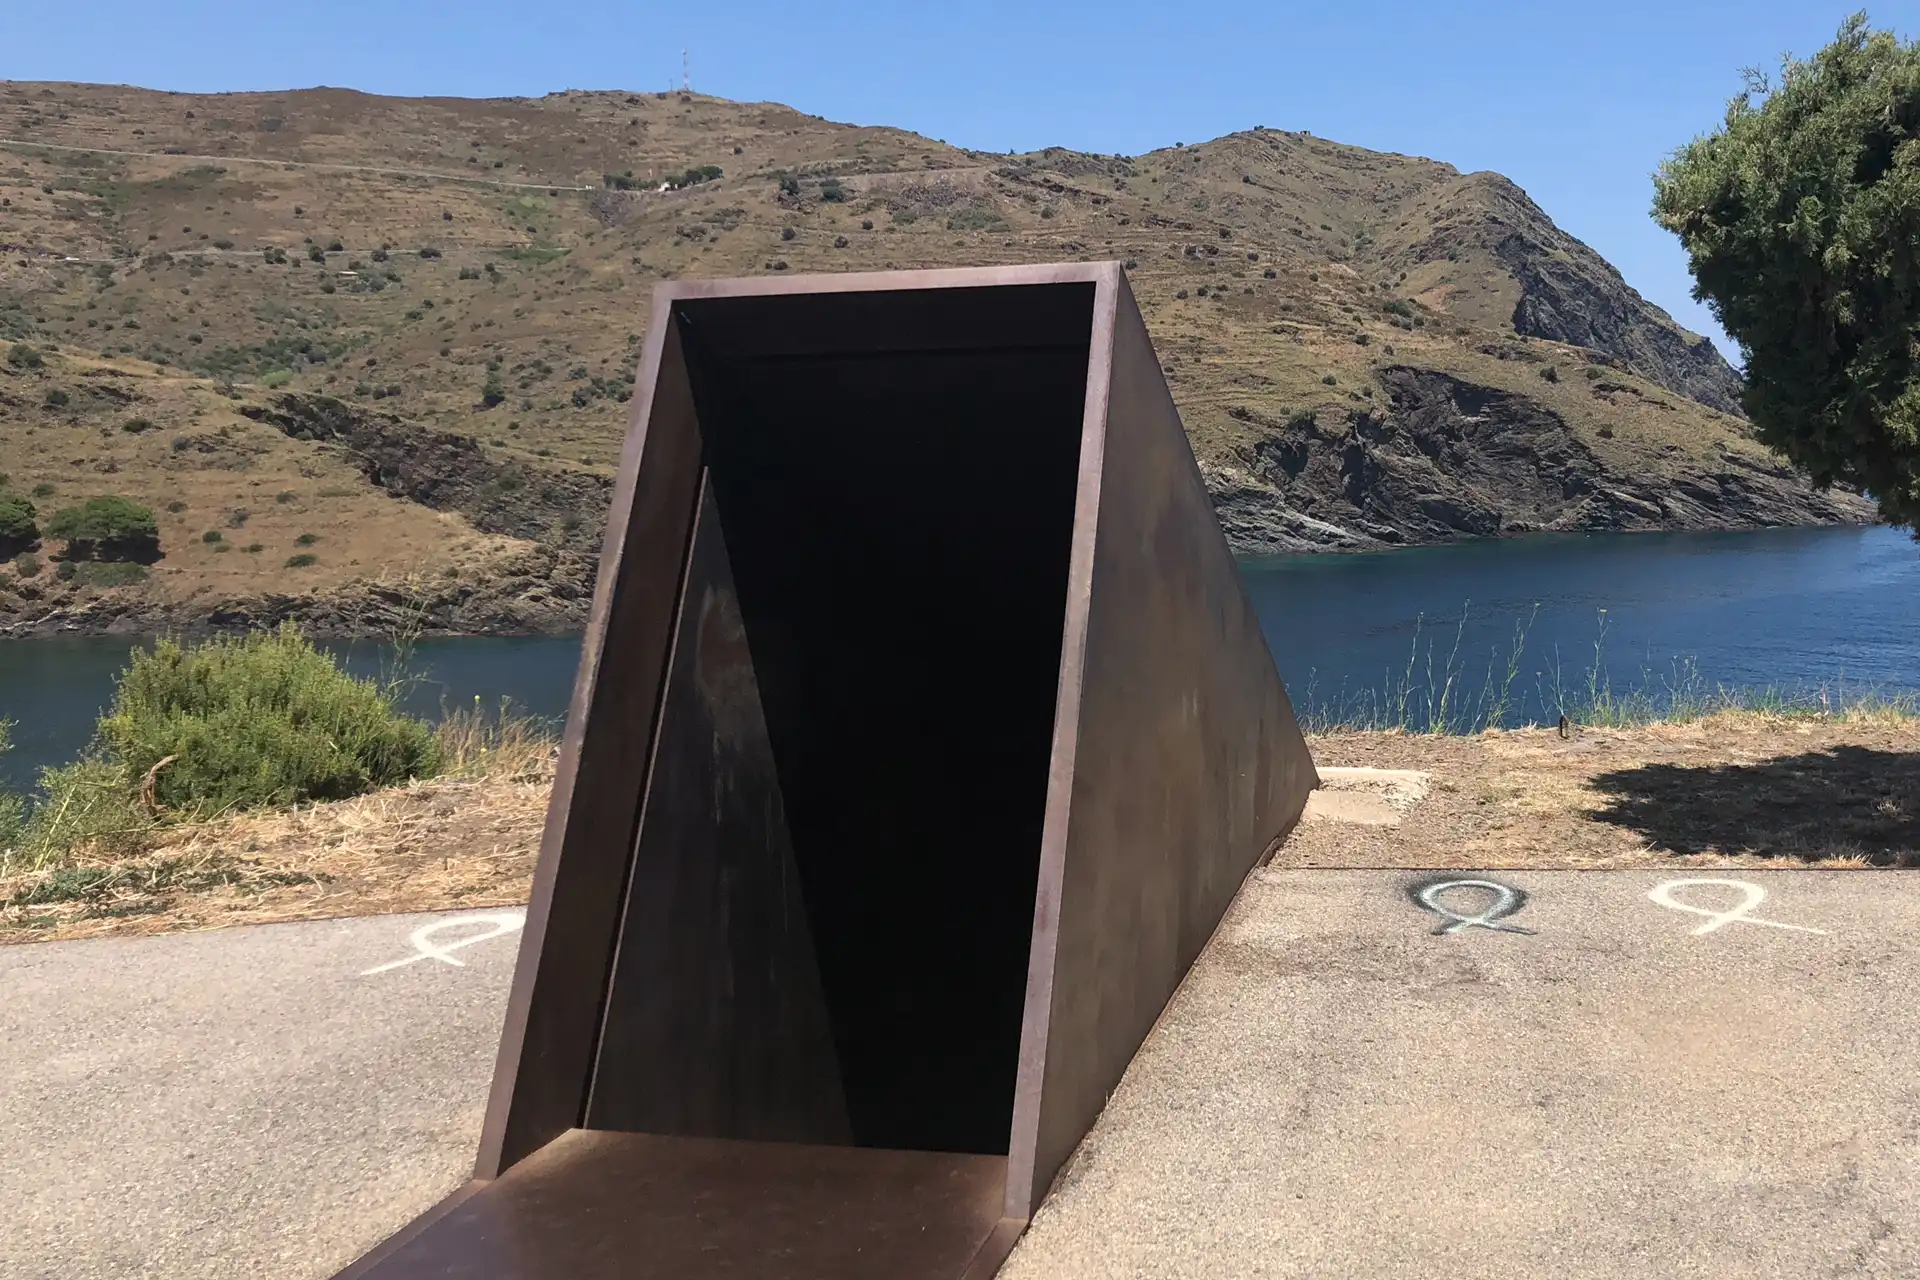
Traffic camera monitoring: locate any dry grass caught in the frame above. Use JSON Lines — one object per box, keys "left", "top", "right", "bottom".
{"left": 0, "top": 79, "right": 1809, "bottom": 622}
{"left": 0, "top": 710, "right": 555, "bottom": 941}
{"left": 9, "top": 709, "right": 1918, "bottom": 945}
{"left": 1281, "top": 710, "right": 1920, "bottom": 871}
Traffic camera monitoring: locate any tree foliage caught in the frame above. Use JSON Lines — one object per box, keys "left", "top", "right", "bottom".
{"left": 0, "top": 494, "right": 36, "bottom": 549}
{"left": 45, "top": 495, "right": 159, "bottom": 560}
{"left": 1653, "top": 13, "right": 1920, "bottom": 523}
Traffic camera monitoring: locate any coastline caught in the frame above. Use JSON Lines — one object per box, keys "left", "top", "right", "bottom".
{"left": 0, "top": 513, "right": 1886, "bottom": 642}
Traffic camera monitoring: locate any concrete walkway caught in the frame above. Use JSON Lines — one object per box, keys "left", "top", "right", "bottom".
{"left": 0, "top": 908, "right": 524, "bottom": 1280}
{"left": 7, "top": 872, "right": 1920, "bottom": 1278}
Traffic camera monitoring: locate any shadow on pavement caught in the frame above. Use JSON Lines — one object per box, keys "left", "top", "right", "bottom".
{"left": 1588, "top": 745, "right": 1920, "bottom": 866}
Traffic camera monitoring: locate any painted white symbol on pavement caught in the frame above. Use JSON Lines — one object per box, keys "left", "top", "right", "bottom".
{"left": 1647, "top": 879, "right": 1828, "bottom": 937}
{"left": 361, "top": 910, "right": 527, "bottom": 975}
{"left": 1414, "top": 879, "right": 1535, "bottom": 935}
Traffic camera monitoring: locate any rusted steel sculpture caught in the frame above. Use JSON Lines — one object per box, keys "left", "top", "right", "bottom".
{"left": 334, "top": 263, "right": 1318, "bottom": 1279}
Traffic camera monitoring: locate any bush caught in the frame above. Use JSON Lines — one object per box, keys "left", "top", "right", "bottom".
{"left": 819, "top": 178, "right": 847, "bottom": 202}
{"left": 6, "top": 343, "right": 44, "bottom": 370}
{"left": 1321, "top": 373, "right": 1338, "bottom": 386}
{"left": 42, "top": 388, "right": 68, "bottom": 408}
{"left": 481, "top": 373, "right": 506, "bottom": 408}
{"left": 780, "top": 226, "right": 796, "bottom": 241}
{"left": 201, "top": 529, "right": 222, "bottom": 544}
{"left": 32, "top": 484, "right": 54, "bottom": 498}
{"left": 418, "top": 246, "right": 442, "bottom": 259}
{"left": 1539, "top": 364, "right": 1560, "bottom": 382}
{"left": 46, "top": 496, "right": 159, "bottom": 561}
{"left": 95, "top": 627, "right": 443, "bottom": 816}
{"left": 13, "top": 551, "right": 41, "bottom": 577}
{"left": 284, "top": 552, "right": 318, "bottom": 568}
{"left": 122, "top": 416, "right": 154, "bottom": 433}
{"left": 294, "top": 532, "right": 317, "bottom": 545}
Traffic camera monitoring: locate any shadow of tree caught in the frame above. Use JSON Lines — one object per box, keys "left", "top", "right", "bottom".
{"left": 1588, "top": 746, "right": 1920, "bottom": 866}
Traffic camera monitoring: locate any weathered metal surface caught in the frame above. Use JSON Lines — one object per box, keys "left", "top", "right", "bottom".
{"left": 473, "top": 310, "right": 708, "bottom": 1179}
{"left": 347, "top": 1130, "right": 1013, "bottom": 1279}
{"left": 1004, "top": 271, "right": 1320, "bottom": 1218}
{"left": 335, "top": 263, "right": 1317, "bottom": 1280}
{"left": 583, "top": 480, "right": 851, "bottom": 1143}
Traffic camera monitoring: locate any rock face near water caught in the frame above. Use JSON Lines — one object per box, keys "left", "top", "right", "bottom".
{"left": 1208, "top": 368, "right": 1878, "bottom": 555}
{"left": 0, "top": 543, "right": 596, "bottom": 640}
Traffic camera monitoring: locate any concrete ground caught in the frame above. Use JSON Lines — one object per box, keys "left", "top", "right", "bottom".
{"left": 0, "top": 908, "right": 523, "bottom": 1280}
{"left": 8, "top": 873, "right": 1920, "bottom": 1278}
{"left": 1001, "top": 869, "right": 1920, "bottom": 1279}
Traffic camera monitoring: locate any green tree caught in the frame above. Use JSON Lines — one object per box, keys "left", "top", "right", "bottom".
{"left": 1653, "top": 13, "right": 1920, "bottom": 523}
{"left": 0, "top": 494, "right": 36, "bottom": 552}
{"left": 45, "top": 496, "right": 160, "bottom": 561}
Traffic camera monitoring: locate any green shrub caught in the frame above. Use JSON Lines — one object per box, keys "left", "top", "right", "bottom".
{"left": 1539, "top": 364, "right": 1560, "bottom": 383}
{"left": 2, "top": 754, "right": 149, "bottom": 873}
{"left": 46, "top": 496, "right": 159, "bottom": 560}
{"left": 95, "top": 627, "right": 442, "bottom": 816}
{"left": 13, "top": 551, "right": 41, "bottom": 577}
{"left": 284, "top": 552, "right": 318, "bottom": 568}
{"left": 294, "top": 532, "right": 317, "bottom": 545}
{"left": 201, "top": 529, "right": 223, "bottom": 544}
{"left": 819, "top": 177, "right": 847, "bottom": 202}
{"left": 42, "top": 388, "right": 68, "bottom": 408}
{"left": 122, "top": 416, "right": 154, "bottom": 433}
{"left": 6, "top": 343, "right": 44, "bottom": 371}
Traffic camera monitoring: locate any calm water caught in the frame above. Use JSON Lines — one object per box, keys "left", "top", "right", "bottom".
{"left": 2, "top": 525, "right": 1916, "bottom": 790}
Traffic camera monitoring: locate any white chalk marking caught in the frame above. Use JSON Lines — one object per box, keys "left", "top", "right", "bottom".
{"left": 361, "top": 910, "right": 527, "bottom": 975}
{"left": 1647, "top": 879, "right": 1828, "bottom": 937}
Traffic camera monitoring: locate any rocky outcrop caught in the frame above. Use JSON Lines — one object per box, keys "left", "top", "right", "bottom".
{"left": 1385, "top": 173, "right": 1748, "bottom": 416}
{"left": 240, "top": 393, "right": 614, "bottom": 554}
{"left": 0, "top": 544, "right": 596, "bottom": 638}
{"left": 1210, "top": 368, "right": 1875, "bottom": 555}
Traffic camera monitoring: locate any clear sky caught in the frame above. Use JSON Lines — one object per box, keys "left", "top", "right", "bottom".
{"left": 3, "top": 1, "right": 1902, "bottom": 360}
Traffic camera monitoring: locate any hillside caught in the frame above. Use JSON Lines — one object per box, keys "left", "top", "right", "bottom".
{"left": 0, "top": 81, "right": 1874, "bottom": 635}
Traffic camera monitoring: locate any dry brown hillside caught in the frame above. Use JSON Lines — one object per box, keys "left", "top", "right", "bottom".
{"left": 0, "top": 82, "right": 1874, "bottom": 635}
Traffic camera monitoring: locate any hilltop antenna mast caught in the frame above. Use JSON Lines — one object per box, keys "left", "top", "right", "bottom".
{"left": 682, "top": 49, "right": 691, "bottom": 93}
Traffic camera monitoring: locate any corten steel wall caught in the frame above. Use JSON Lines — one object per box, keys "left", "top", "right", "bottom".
{"left": 336, "top": 263, "right": 1316, "bottom": 1280}
{"left": 1005, "top": 271, "right": 1317, "bottom": 1216}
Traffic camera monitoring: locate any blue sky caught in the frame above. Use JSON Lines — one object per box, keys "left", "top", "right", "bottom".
{"left": 3, "top": 2, "right": 1900, "bottom": 360}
